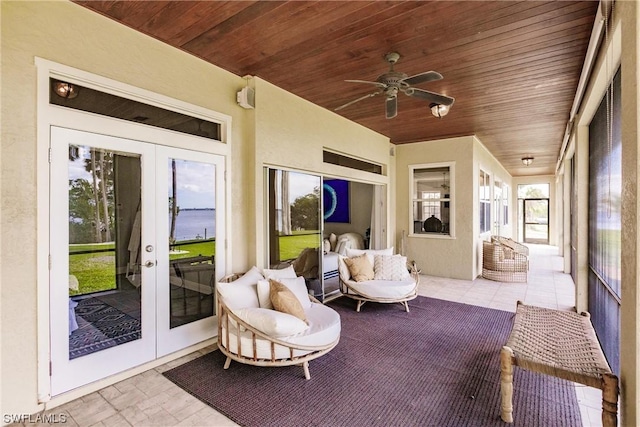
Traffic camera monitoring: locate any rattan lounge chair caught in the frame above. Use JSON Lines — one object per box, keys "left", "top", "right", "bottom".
{"left": 337, "top": 249, "right": 420, "bottom": 312}
{"left": 482, "top": 240, "right": 528, "bottom": 282}
{"left": 491, "top": 235, "right": 529, "bottom": 257}
{"left": 217, "top": 269, "right": 340, "bottom": 379}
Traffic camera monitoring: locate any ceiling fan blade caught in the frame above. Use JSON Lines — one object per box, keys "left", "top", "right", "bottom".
{"left": 405, "top": 88, "right": 455, "bottom": 106}
{"left": 335, "top": 91, "right": 381, "bottom": 111}
{"left": 345, "top": 79, "right": 387, "bottom": 88}
{"left": 385, "top": 96, "right": 397, "bottom": 119}
{"left": 401, "top": 71, "right": 443, "bottom": 86}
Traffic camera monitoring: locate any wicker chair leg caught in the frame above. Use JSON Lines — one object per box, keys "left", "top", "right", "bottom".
{"left": 223, "top": 356, "right": 232, "bottom": 370}
{"left": 500, "top": 346, "right": 515, "bottom": 423}
{"left": 403, "top": 301, "right": 410, "bottom": 313}
{"left": 356, "top": 300, "right": 365, "bottom": 312}
{"left": 601, "top": 373, "right": 619, "bottom": 427}
{"left": 303, "top": 361, "right": 310, "bottom": 380}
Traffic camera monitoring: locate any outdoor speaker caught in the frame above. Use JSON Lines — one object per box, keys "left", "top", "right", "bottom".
{"left": 237, "top": 87, "right": 255, "bottom": 109}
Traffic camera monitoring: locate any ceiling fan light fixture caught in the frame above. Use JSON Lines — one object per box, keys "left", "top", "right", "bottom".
{"left": 430, "top": 103, "right": 450, "bottom": 118}
{"left": 53, "top": 81, "right": 79, "bottom": 99}
{"left": 522, "top": 156, "right": 534, "bottom": 166}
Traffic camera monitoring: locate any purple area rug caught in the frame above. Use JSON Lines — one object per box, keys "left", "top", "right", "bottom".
{"left": 163, "top": 296, "right": 582, "bottom": 427}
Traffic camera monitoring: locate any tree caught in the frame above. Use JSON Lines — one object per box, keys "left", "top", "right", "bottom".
{"left": 169, "top": 159, "right": 179, "bottom": 244}
{"left": 290, "top": 187, "right": 319, "bottom": 230}
{"left": 83, "top": 148, "right": 115, "bottom": 243}
{"left": 68, "top": 178, "right": 97, "bottom": 243}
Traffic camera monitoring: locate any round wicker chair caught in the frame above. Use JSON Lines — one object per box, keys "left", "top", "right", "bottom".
{"left": 337, "top": 252, "right": 420, "bottom": 312}
{"left": 217, "top": 272, "right": 340, "bottom": 379}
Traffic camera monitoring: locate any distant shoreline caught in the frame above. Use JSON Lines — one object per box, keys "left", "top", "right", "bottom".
{"left": 179, "top": 208, "right": 215, "bottom": 211}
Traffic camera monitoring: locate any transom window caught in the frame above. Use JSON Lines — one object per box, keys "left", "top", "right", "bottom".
{"left": 409, "top": 163, "right": 454, "bottom": 237}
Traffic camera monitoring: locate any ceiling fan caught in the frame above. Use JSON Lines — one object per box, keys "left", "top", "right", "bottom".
{"left": 441, "top": 172, "right": 450, "bottom": 190}
{"left": 335, "top": 52, "right": 455, "bottom": 119}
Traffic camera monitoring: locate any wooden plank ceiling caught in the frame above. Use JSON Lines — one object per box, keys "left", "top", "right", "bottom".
{"left": 75, "top": 1, "right": 598, "bottom": 176}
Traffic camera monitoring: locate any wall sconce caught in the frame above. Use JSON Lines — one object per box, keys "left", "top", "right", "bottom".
{"left": 521, "top": 156, "right": 534, "bottom": 166}
{"left": 430, "top": 103, "right": 450, "bottom": 118}
{"left": 53, "top": 81, "right": 79, "bottom": 99}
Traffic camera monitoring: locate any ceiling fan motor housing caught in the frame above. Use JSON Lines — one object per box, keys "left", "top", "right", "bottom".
{"left": 378, "top": 72, "right": 409, "bottom": 87}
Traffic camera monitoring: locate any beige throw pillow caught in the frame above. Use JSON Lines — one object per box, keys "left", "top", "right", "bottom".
{"left": 343, "top": 254, "right": 374, "bottom": 282}
{"left": 269, "top": 279, "right": 308, "bottom": 323}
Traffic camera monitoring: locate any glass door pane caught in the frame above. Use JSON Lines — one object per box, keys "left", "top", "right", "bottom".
{"left": 267, "top": 169, "right": 321, "bottom": 296}
{"left": 155, "top": 147, "right": 224, "bottom": 357}
{"left": 493, "top": 180, "right": 502, "bottom": 235}
{"left": 523, "top": 199, "right": 549, "bottom": 244}
{"left": 68, "top": 146, "right": 142, "bottom": 359}
{"left": 167, "top": 158, "right": 216, "bottom": 329}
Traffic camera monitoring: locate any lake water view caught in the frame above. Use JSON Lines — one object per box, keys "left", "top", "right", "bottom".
{"left": 171, "top": 209, "right": 215, "bottom": 241}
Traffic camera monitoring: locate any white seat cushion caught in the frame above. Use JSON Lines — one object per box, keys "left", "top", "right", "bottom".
{"left": 345, "top": 277, "right": 417, "bottom": 299}
{"left": 221, "top": 302, "right": 340, "bottom": 359}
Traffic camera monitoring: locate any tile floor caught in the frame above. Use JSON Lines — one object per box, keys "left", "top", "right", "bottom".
{"left": 15, "top": 244, "right": 605, "bottom": 426}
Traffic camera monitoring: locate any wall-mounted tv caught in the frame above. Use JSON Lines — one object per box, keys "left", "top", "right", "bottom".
{"left": 323, "top": 179, "right": 350, "bottom": 223}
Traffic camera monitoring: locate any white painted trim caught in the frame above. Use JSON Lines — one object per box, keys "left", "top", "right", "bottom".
{"left": 408, "top": 161, "right": 456, "bottom": 239}
{"left": 36, "top": 58, "right": 53, "bottom": 404}
{"left": 35, "top": 58, "right": 232, "bottom": 402}
{"left": 34, "top": 57, "right": 232, "bottom": 145}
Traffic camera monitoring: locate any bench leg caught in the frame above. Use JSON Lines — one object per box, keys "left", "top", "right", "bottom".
{"left": 500, "top": 346, "right": 515, "bottom": 423}
{"left": 601, "top": 373, "right": 619, "bottom": 427}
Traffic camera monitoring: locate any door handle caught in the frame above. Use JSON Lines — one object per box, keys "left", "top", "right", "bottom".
{"left": 144, "top": 260, "right": 155, "bottom": 268}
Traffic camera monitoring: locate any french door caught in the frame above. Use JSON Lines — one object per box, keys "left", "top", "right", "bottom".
{"left": 49, "top": 126, "right": 225, "bottom": 395}
{"left": 522, "top": 198, "right": 549, "bottom": 244}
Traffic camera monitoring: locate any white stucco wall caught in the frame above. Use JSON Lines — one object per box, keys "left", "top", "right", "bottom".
{"left": 473, "top": 137, "right": 514, "bottom": 277}
{"left": 0, "top": 2, "right": 394, "bottom": 416}
{"left": 252, "top": 78, "right": 392, "bottom": 266}
{"left": 395, "top": 136, "right": 476, "bottom": 280}
{"left": 395, "top": 136, "right": 514, "bottom": 280}
{"left": 1, "top": 0, "right": 251, "bottom": 416}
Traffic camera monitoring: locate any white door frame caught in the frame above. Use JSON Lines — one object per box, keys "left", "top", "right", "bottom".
{"left": 36, "top": 58, "right": 231, "bottom": 401}
{"left": 49, "top": 127, "right": 158, "bottom": 395}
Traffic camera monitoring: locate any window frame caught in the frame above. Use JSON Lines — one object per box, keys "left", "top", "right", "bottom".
{"left": 408, "top": 162, "right": 455, "bottom": 239}
{"left": 479, "top": 169, "right": 491, "bottom": 234}
{"left": 502, "top": 183, "right": 510, "bottom": 226}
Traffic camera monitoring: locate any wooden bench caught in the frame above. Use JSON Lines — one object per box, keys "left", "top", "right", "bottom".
{"left": 500, "top": 301, "right": 618, "bottom": 426}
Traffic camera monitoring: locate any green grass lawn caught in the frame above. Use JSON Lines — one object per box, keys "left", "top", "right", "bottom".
{"left": 70, "top": 239, "right": 216, "bottom": 295}
{"left": 278, "top": 232, "right": 320, "bottom": 260}
{"left": 69, "top": 252, "right": 117, "bottom": 295}
{"left": 69, "top": 234, "right": 317, "bottom": 295}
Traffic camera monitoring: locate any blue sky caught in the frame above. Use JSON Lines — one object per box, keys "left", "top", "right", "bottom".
{"left": 68, "top": 148, "right": 216, "bottom": 210}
